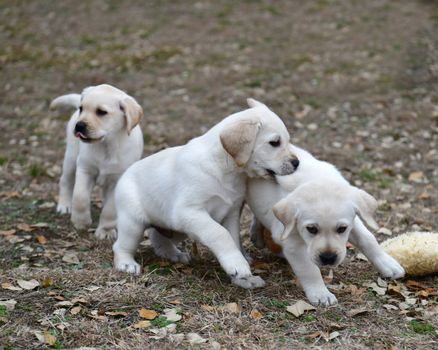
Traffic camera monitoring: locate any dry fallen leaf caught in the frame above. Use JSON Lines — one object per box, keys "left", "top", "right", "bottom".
{"left": 62, "top": 252, "right": 80, "bottom": 264}
{"left": 346, "top": 307, "right": 368, "bottom": 317}
{"left": 0, "top": 229, "right": 16, "bottom": 236}
{"left": 286, "top": 300, "right": 316, "bottom": 318}
{"left": 408, "top": 171, "right": 424, "bottom": 183}
{"left": 133, "top": 320, "right": 151, "bottom": 329}
{"left": 55, "top": 301, "right": 74, "bottom": 308}
{"left": 169, "top": 299, "right": 182, "bottom": 305}
{"left": 405, "top": 280, "right": 428, "bottom": 290}
{"left": 44, "top": 331, "right": 56, "bottom": 346}
{"left": 250, "top": 309, "right": 263, "bottom": 320}
{"left": 105, "top": 311, "right": 128, "bottom": 317}
{"left": 17, "top": 223, "right": 33, "bottom": 232}
{"left": 1, "top": 282, "right": 22, "bottom": 291}
{"left": 186, "top": 332, "right": 207, "bottom": 345}
{"left": 223, "top": 302, "right": 242, "bottom": 314}
{"left": 200, "top": 304, "right": 214, "bottom": 312}
{"left": 71, "top": 297, "right": 88, "bottom": 305}
{"left": 17, "top": 279, "right": 40, "bottom": 290}
{"left": 36, "top": 235, "right": 47, "bottom": 244}
{"left": 324, "top": 269, "right": 334, "bottom": 284}
{"left": 163, "top": 308, "right": 182, "bottom": 322}
{"left": 0, "top": 191, "right": 21, "bottom": 199}
{"left": 70, "top": 306, "right": 82, "bottom": 315}
{"left": 30, "top": 222, "right": 49, "bottom": 229}
{"left": 139, "top": 308, "right": 158, "bottom": 320}
{"left": 363, "top": 282, "right": 386, "bottom": 296}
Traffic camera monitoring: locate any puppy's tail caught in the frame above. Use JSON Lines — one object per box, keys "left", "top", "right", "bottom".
{"left": 50, "top": 93, "right": 81, "bottom": 110}
{"left": 247, "top": 98, "right": 265, "bottom": 108}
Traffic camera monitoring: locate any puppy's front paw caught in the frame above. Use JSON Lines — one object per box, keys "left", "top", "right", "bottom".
{"left": 95, "top": 227, "right": 117, "bottom": 240}
{"left": 71, "top": 213, "right": 92, "bottom": 230}
{"left": 231, "top": 275, "right": 265, "bottom": 289}
{"left": 305, "top": 288, "right": 338, "bottom": 306}
{"left": 57, "top": 202, "right": 71, "bottom": 214}
{"left": 115, "top": 258, "right": 141, "bottom": 275}
{"left": 374, "top": 254, "right": 405, "bottom": 279}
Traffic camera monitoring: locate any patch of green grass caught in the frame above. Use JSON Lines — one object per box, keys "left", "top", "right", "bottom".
{"left": 357, "top": 169, "right": 392, "bottom": 189}
{"left": 151, "top": 303, "right": 165, "bottom": 312}
{"left": 263, "top": 298, "right": 289, "bottom": 309}
{"left": 80, "top": 35, "right": 98, "bottom": 46}
{"left": 0, "top": 305, "right": 8, "bottom": 317}
{"left": 409, "top": 320, "right": 435, "bottom": 334}
{"left": 29, "top": 162, "right": 47, "bottom": 177}
{"left": 3, "top": 343, "right": 13, "bottom": 350}
{"left": 149, "top": 47, "right": 182, "bottom": 62}
{"left": 302, "top": 315, "right": 316, "bottom": 322}
{"left": 0, "top": 155, "right": 8, "bottom": 166}
{"left": 289, "top": 54, "right": 313, "bottom": 69}
{"left": 150, "top": 316, "right": 174, "bottom": 328}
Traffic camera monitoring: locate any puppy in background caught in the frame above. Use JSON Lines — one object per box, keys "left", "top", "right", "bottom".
{"left": 51, "top": 84, "right": 144, "bottom": 239}
{"left": 247, "top": 144, "right": 405, "bottom": 305}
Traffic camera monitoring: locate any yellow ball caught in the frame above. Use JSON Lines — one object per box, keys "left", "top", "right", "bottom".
{"left": 381, "top": 232, "right": 438, "bottom": 276}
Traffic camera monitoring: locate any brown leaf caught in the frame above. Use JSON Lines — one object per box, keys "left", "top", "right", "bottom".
{"left": 17, "top": 223, "right": 33, "bottom": 232}
{"left": 43, "top": 331, "right": 56, "bottom": 346}
{"left": 346, "top": 307, "right": 368, "bottom": 317}
{"left": 138, "top": 308, "right": 158, "bottom": 320}
{"left": 200, "top": 304, "right": 214, "bottom": 312}
{"left": 1, "top": 282, "right": 22, "bottom": 291}
{"left": 71, "top": 297, "right": 88, "bottom": 305}
{"left": 408, "top": 171, "right": 424, "bottom": 183}
{"left": 169, "top": 299, "right": 182, "bottom": 305}
{"left": 105, "top": 311, "right": 128, "bottom": 317}
{"left": 36, "top": 235, "right": 47, "bottom": 244}
{"left": 250, "top": 309, "right": 263, "bottom": 320}
{"left": 418, "top": 192, "right": 430, "bottom": 200}
{"left": 387, "top": 284, "right": 403, "bottom": 297}
{"left": 0, "top": 191, "right": 21, "bottom": 199}
{"left": 30, "top": 222, "right": 49, "bottom": 229}
{"left": 286, "top": 300, "right": 316, "bottom": 317}
{"left": 70, "top": 306, "right": 82, "bottom": 315}
{"left": 223, "top": 302, "right": 242, "bottom": 314}
{"left": 62, "top": 252, "right": 80, "bottom": 264}
{"left": 324, "top": 269, "right": 334, "bottom": 284}
{"left": 133, "top": 320, "right": 151, "bottom": 329}
{"left": 0, "top": 229, "right": 16, "bottom": 236}
{"left": 405, "top": 280, "right": 428, "bottom": 290}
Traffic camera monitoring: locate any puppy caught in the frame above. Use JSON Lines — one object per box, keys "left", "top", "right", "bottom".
{"left": 112, "top": 99, "right": 299, "bottom": 289}
{"left": 247, "top": 144, "right": 405, "bottom": 305}
{"left": 51, "top": 84, "right": 144, "bottom": 239}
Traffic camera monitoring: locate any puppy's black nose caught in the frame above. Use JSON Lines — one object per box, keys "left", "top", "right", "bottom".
{"left": 319, "top": 252, "right": 337, "bottom": 265}
{"left": 74, "top": 121, "right": 87, "bottom": 134}
{"left": 291, "top": 158, "right": 300, "bottom": 170}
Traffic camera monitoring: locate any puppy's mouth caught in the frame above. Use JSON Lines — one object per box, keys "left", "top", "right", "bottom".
{"left": 75, "top": 132, "right": 103, "bottom": 143}
{"left": 265, "top": 168, "right": 276, "bottom": 178}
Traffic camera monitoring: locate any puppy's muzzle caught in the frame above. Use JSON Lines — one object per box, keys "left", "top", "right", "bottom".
{"left": 74, "top": 121, "right": 88, "bottom": 138}
{"left": 279, "top": 156, "right": 300, "bottom": 176}
{"left": 319, "top": 252, "right": 338, "bottom": 266}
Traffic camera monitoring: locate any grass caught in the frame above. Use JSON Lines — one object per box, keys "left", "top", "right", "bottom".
{"left": 409, "top": 320, "right": 435, "bottom": 335}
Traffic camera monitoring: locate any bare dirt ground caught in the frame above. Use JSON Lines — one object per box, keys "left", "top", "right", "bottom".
{"left": 1, "top": 0, "right": 438, "bottom": 349}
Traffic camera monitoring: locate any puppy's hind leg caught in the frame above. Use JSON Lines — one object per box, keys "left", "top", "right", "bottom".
{"left": 250, "top": 216, "right": 265, "bottom": 249}
{"left": 349, "top": 218, "right": 405, "bottom": 279}
{"left": 113, "top": 212, "right": 145, "bottom": 274}
{"left": 149, "top": 228, "right": 191, "bottom": 264}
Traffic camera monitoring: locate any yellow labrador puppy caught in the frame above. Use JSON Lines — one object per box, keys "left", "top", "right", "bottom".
{"left": 247, "top": 144, "right": 405, "bottom": 305}
{"left": 112, "top": 99, "right": 299, "bottom": 289}
{"left": 51, "top": 84, "right": 144, "bottom": 239}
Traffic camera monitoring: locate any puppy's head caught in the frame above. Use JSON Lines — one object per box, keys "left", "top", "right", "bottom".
{"left": 220, "top": 98, "right": 299, "bottom": 178}
{"left": 74, "top": 84, "right": 143, "bottom": 143}
{"left": 273, "top": 181, "right": 378, "bottom": 267}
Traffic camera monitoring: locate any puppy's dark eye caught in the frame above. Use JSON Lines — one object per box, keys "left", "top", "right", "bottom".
{"left": 306, "top": 225, "right": 318, "bottom": 234}
{"left": 96, "top": 108, "right": 107, "bottom": 117}
{"left": 269, "top": 139, "right": 281, "bottom": 147}
{"left": 78, "top": 106, "right": 83, "bottom": 113}
{"left": 337, "top": 225, "right": 347, "bottom": 234}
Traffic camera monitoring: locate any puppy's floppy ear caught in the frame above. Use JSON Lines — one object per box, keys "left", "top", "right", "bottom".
{"left": 352, "top": 187, "right": 379, "bottom": 230}
{"left": 220, "top": 119, "right": 261, "bottom": 167}
{"left": 119, "top": 96, "right": 143, "bottom": 135}
{"left": 247, "top": 98, "right": 265, "bottom": 108}
{"left": 273, "top": 197, "right": 298, "bottom": 240}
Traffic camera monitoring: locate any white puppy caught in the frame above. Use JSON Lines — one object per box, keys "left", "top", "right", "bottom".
{"left": 247, "top": 144, "right": 405, "bottom": 305}
{"left": 51, "top": 84, "right": 144, "bottom": 239}
{"left": 112, "top": 99, "right": 299, "bottom": 289}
